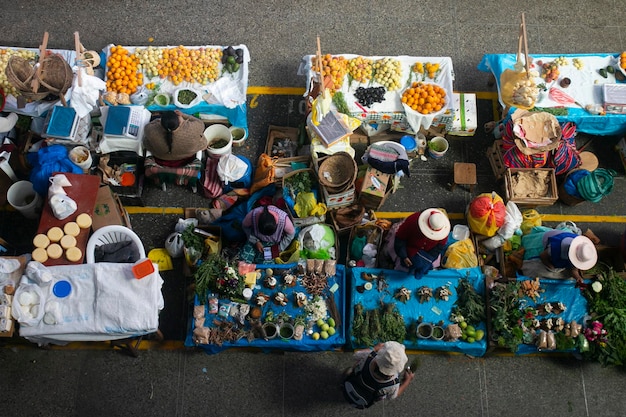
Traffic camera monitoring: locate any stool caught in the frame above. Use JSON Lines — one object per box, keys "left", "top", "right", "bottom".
{"left": 450, "top": 162, "right": 477, "bottom": 192}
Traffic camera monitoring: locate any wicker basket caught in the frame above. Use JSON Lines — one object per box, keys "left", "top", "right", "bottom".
{"left": 317, "top": 152, "right": 357, "bottom": 194}
{"left": 5, "top": 54, "right": 73, "bottom": 101}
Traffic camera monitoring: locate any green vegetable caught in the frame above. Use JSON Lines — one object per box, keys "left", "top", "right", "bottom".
{"left": 452, "top": 278, "right": 486, "bottom": 326}
{"left": 529, "top": 106, "right": 569, "bottom": 116}
{"left": 177, "top": 89, "right": 197, "bottom": 105}
{"left": 181, "top": 225, "right": 204, "bottom": 254}
{"left": 284, "top": 170, "right": 313, "bottom": 196}
{"left": 599, "top": 68, "right": 608, "bottom": 78}
{"left": 332, "top": 91, "right": 351, "bottom": 115}
{"left": 607, "top": 65, "right": 615, "bottom": 74}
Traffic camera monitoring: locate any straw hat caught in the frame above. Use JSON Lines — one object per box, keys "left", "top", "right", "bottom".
{"left": 375, "top": 341, "right": 408, "bottom": 376}
{"left": 568, "top": 235, "right": 597, "bottom": 270}
{"left": 418, "top": 209, "right": 451, "bottom": 240}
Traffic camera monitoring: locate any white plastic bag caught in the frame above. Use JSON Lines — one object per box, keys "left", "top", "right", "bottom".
{"left": 499, "top": 201, "right": 523, "bottom": 240}
{"left": 49, "top": 194, "right": 78, "bottom": 220}
{"left": 12, "top": 283, "right": 45, "bottom": 327}
{"left": 217, "top": 154, "right": 247, "bottom": 185}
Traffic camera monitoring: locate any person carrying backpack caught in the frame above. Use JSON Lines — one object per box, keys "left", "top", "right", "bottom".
{"left": 342, "top": 341, "right": 414, "bottom": 409}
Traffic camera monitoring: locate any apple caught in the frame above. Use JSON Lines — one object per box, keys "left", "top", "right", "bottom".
{"left": 320, "top": 331, "right": 329, "bottom": 339}
{"left": 327, "top": 326, "right": 336, "bottom": 336}
{"left": 312, "top": 332, "right": 320, "bottom": 340}
{"left": 321, "top": 323, "right": 330, "bottom": 332}
{"left": 327, "top": 318, "right": 335, "bottom": 327}
{"left": 316, "top": 318, "right": 325, "bottom": 327}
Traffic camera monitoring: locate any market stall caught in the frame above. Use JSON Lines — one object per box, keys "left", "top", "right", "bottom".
{"left": 349, "top": 267, "right": 488, "bottom": 357}
{"left": 478, "top": 53, "right": 626, "bottom": 135}
{"left": 299, "top": 54, "right": 455, "bottom": 134}
{"left": 186, "top": 263, "right": 347, "bottom": 354}
{"left": 101, "top": 43, "right": 249, "bottom": 129}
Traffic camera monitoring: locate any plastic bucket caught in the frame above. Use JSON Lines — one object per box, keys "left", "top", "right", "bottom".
{"left": 69, "top": 146, "right": 92, "bottom": 173}
{"left": 229, "top": 126, "right": 248, "bottom": 147}
{"left": 7, "top": 180, "right": 43, "bottom": 219}
{"left": 428, "top": 136, "right": 449, "bottom": 159}
{"left": 400, "top": 135, "right": 417, "bottom": 152}
{"left": 204, "top": 124, "right": 233, "bottom": 159}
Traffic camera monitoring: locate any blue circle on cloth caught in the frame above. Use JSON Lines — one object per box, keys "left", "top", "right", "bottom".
{"left": 400, "top": 135, "right": 417, "bottom": 151}
{"left": 53, "top": 280, "right": 72, "bottom": 298}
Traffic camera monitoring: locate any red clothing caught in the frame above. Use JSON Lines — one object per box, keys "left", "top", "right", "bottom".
{"left": 395, "top": 211, "right": 448, "bottom": 258}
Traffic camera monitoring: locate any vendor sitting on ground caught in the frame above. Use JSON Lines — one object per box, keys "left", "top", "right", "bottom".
{"left": 540, "top": 229, "right": 598, "bottom": 283}
{"left": 240, "top": 204, "right": 296, "bottom": 263}
{"left": 386, "top": 208, "right": 451, "bottom": 278}
{"left": 143, "top": 110, "right": 207, "bottom": 166}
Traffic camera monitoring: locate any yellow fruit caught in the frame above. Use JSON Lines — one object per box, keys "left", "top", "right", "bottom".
{"left": 327, "top": 327, "right": 336, "bottom": 336}
{"left": 312, "top": 332, "right": 320, "bottom": 340}
{"left": 320, "top": 331, "right": 329, "bottom": 340}
{"left": 474, "top": 330, "right": 485, "bottom": 341}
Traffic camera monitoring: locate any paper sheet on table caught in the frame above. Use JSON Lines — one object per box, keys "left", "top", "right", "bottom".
{"left": 18, "top": 262, "right": 164, "bottom": 345}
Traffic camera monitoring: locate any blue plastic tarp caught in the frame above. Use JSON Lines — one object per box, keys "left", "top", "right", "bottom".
{"left": 349, "top": 266, "right": 488, "bottom": 357}
{"left": 186, "top": 264, "right": 347, "bottom": 354}
{"left": 478, "top": 53, "right": 626, "bottom": 136}
{"left": 514, "top": 277, "right": 588, "bottom": 355}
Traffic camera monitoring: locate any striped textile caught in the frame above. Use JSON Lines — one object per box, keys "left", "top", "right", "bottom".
{"left": 144, "top": 156, "right": 202, "bottom": 187}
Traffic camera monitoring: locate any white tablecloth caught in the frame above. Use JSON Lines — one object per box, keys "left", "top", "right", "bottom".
{"left": 17, "top": 262, "right": 164, "bottom": 345}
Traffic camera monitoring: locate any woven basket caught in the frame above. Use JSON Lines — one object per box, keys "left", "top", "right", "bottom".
{"left": 5, "top": 54, "right": 73, "bottom": 101}
{"left": 318, "top": 152, "right": 357, "bottom": 194}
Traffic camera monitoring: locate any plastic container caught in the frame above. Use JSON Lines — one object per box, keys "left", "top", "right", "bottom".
{"left": 204, "top": 124, "right": 233, "bottom": 159}
{"left": 132, "top": 258, "right": 155, "bottom": 279}
{"left": 452, "top": 224, "right": 470, "bottom": 241}
{"left": 53, "top": 280, "right": 72, "bottom": 298}
{"left": 229, "top": 126, "right": 248, "bottom": 146}
{"left": 428, "top": 136, "right": 449, "bottom": 159}
{"left": 7, "top": 181, "right": 43, "bottom": 219}
{"left": 400, "top": 135, "right": 417, "bottom": 152}
{"left": 69, "top": 146, "right": 92, "bottom": 173}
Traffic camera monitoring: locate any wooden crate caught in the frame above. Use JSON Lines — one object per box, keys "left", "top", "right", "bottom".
{"left": 321, "top": 184, "right": 356, "bottom": 209}
{"left": 486, "top": 140, "right": 506, "bottom": 181}
{"left": 504, "top": 168, "right": 558, "bottom": 207}
{"left": 346, "top": 222, "right": 385, "bottom": 267}
{"left": 282, "top": 168, "right": 325, "bottom": 227}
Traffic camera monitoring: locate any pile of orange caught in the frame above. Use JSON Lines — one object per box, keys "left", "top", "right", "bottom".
{"left": 312, "top": 54, "right": 348, "bottom": 91}
{"left": 401, "top": 82, "right": 446, "bottom": 115}
{"left": 105, "top": 45, "right": 142, "bottom": 95}
{"left": 620, "top": 52, "right": 626, "bottom": 71}
{"left": 156, "top": 46, "right": 222, "bottom": 86}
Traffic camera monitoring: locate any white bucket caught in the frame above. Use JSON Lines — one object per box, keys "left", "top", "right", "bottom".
{"left": 7, "top": 180, "right": 43, "bottom": 219}
{"left": 204, "top": 124, "right": 233, "bottom": 159}
{"left": 229, "top": 126, "right": 248, "bottom": 147}
{"left": 428, "top": 136, "right": 449, "bottom": 159}
{"left": 69, "top": 146, "right": 92, "bottom": 173}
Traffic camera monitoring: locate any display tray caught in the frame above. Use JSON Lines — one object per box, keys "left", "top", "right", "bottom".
{"left": 186, "top": 264, "right": 347, "bottom": 354}
{"left": 349, "top": 267, "right": 488, "bottom": 357}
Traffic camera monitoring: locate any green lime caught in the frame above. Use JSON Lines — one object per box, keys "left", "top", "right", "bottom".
{"left": 474, "top": 330, "right": 485, "bottom": 341}
{"left": 327, "top": 327, "right": 336, "bottom": 336}
{"left": 327, "top": 318, "right": 335, "bottom": 328}
{"left": 467, "top": 337, "right": 475, "bottom": 343}
{"left": 460, "top": 321, "right": 468, "bottom": 329}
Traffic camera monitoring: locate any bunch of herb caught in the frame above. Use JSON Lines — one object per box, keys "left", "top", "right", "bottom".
{"left": 284, "top": 170, "right": 313, "bottom": 198}
{"left": 489, "top": 281, "right": 524, "bottom": 353}
{"left": 181, "top": 225, "right": 204, "bottom": 254}
{"left": 351, "top": 303, "right": 370, "bottom": 346}
{"left": 452, "top": 278, "right": 486, "bottom": 326}
{"left": 193, "top": 253, "right": 244, "bottom": 301}
{"left": 583, "top": 269, "right": 626, "bottom": 366}
{"left": 379, "top": 303, "right": 407, "bottom": 343}
{"left": 332, "top": 91, "right": 351, "bottom": 115}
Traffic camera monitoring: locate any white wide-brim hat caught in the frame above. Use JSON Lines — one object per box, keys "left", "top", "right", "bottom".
{"left": 568, "top": 235, "right": 597, "bottom": 270}
{"left": 418, "top": 209, "right": 451, "bottom": 241}
{"left": 376, "top": 341, "right": 408, "bottom": 376}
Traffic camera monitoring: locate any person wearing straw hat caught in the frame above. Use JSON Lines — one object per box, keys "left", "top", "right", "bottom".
{"left": 389, "top": 208, "right": 451, "bottom": 278}
{"left": 342, "top": 341, "right": 414, "bottom": 409}
{"left": 540, "top": 229, "right": 598, "bottom": 283}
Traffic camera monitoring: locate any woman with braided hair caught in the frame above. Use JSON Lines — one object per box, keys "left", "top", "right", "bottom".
{"left": 143, "top": 110, "right": 207, "bottom": 167}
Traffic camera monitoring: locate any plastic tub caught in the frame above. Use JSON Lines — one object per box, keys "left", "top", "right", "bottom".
{"left": 428, "top": 136, "right": 449, "bottom": 159}
{"left": 204, "top": 124, "right": 233, "bottom": 159}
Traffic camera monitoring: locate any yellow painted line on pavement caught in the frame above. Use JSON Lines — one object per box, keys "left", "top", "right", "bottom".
{"left": 247, "top": 86, "right": 305, "bottom": 95}
{"left": 124, "top": 207, "right": 184, "bottom": 215}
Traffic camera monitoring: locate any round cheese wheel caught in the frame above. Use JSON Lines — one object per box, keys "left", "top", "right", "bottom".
{"left": 63, "top": 221, "right": 80, "bottom": 237}
{"left": 76, "top": 213, "right": 93, "bottom": 229}
{"left": 47, "top": 227, "right": 64, "bottom": 243}
{"left": 65, "top": 246, "right": 82, "bottom": 262}
{"left": 60, "top": 234, "right": 77, "bottom": 250}
{"left": 33, "top": 234, "right": 50, "bottom": 249}
{"left": 32, "top": 247, "right": 49, "bottom": 263}
{"left": 47, "top": 243, "right": 63, "bottom": 259}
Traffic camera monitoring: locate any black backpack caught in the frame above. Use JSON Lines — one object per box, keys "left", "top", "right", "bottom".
{"left": 342, "top": 352, "right": 399, "bottom": 409}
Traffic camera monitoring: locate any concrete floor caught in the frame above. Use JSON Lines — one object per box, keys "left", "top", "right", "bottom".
{"left": 2, "top": 1, "right": 626, "bottom": 416}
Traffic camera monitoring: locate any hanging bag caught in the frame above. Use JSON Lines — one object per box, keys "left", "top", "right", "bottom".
{"left": 250, "top": 153, "right": 277, "bottom": 194}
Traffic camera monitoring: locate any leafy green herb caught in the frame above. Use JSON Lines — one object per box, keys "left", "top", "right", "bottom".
{"left": 452, "top": 278, "right": 486, "bottom": 326}
{"left": 284, "top": 170, "right": 313, "bottom": 196}
{"left": 181, "top": 225, "right": 204, "bottom": 254}
{"left": 332, "top": 91, "right": 351, "bottom": 115}
{"left": 529, "top": 106, "right": 568, "bottom": 116}
{"left": 177, "top": 89, "right": 197, "bottom": 105}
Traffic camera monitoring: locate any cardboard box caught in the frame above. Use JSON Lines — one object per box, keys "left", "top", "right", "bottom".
{"left": 282, "top": 168, "right": 325, "bottom": 227}
{"left": 449, "top": 93, "right": 478, "bottom": 136}
{"left": 321, "top": 184, "right": 356, "bottom": 209}
{"left": 92, "top": 186, "right": 131, "bottom": 231}
{"left": 96, "top": 151, "right": 145, "bottom": 206}
{"left": 265, "top": 125, "right": 310, "bottom": 182}
{"left": 358, "top": 167, "right": 393, "bottom": 210}
{"left": 348, "top": 127, "right": 369, "bottom": 145}
{"left": 603, "top": 84, "right": 626, "bottom": 114}
{"left": 504, "top": 168, "right": 558, "bottom": 207}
